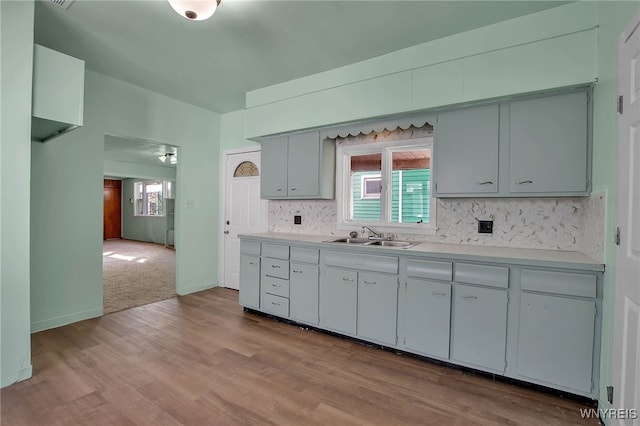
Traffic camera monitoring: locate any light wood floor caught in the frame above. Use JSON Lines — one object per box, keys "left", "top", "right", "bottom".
{"left": 1, "top": 288, "right": 599, "bottom": 425}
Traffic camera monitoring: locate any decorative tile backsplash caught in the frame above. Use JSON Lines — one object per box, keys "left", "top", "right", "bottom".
{"left": 268, "top": 192, "right": 605, "bottom": 261}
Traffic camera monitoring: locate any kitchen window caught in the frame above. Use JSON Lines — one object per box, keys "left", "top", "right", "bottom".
{"left": 336, "top": 137, "right": 436, "bottom": 234}
{"left": 134, "top": 180, "right": 170, "bottom": 217}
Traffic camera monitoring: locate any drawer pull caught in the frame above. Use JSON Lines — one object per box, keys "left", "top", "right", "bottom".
{"left": 276, "top": 188, "right": 283, "bottom": 192}
{"left": 432, "top": 291, "right": 447, "bottom": 296}
{"left": 271, "top": 301, "right": 281, "bottom": 306}
{"left": 249, "top": 262, "right": 257, "bottom": 265}
{"left": 363, "top": 280, "right": 376, "bottom": 285}
{"left": 271, "top": 265, "right": 281, "bottom": 269}
{"left": 271, "top": 283, "right": 282, "bottom": 288}
{"left": 478, "top": 181, "right": 494, "bottom": 185}
{"left": 461, "top": 295, "right": 478, "bottom": 300}
{"left": 290, "top": 187, "right": 297, "bottom": 191}
{"left": 292, "top": 270, "right": 302, "bottom": 274}
{"left": 342, "top": 277, "right": 354, "bottom": 282}
{"left": 516, "top": 180, "right": 533, "bottom": 185}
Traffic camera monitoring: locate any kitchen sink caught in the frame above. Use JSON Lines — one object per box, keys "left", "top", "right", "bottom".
{"left": 324, "top": 238, "right": 420, "bottom": 249}
{"left": 365, "top": 240, "right": 421, "bottom": 249}
{"left": 324, "top": 237, "right": 370, "bottom": 244}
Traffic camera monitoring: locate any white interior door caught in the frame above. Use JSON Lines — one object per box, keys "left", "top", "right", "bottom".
{"left": 223, "top": 150, "right": 268, "bottom": 290}
{"left": 614, "top": 12, "right": 640, "bottom": 424}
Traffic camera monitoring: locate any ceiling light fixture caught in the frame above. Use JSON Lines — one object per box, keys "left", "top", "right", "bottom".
{"left": 168, "top": 0, "right": 221, "bottom": 21}
{"left": 159, "top": 153, "right": 178, "bottom": 165}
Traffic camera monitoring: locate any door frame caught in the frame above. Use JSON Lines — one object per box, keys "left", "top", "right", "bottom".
{"left": 219, "top": 146, "right": 265, "bottom": 289}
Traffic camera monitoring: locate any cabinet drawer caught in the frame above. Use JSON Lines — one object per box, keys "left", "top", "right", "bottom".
{"left": 521, "top": 269, "right": 596, "bottom": 298}
{"left": 325, "top": 251, "right": 398, "bottom": 274}
{"left": 262, "top": 243, "right": 289, "bottom": 260}
{"left": 262, "top": 275, "right": 289, "bottom": 298}
{"left": 261, "top": 293, "right": 289, "bottom": 317}
{"left": 240, "top": 241, "right": 261, "bottom": 256}
{"left": 407, "top": 259, "right": 452, "bottom": 281}
{"left": 291, "top": 247, "right": 319, "bottom": 264}
{"left": 454, "top": 263, "right": 509, "bottom": 289}
{"left": 261, "top": 258, "right": 289, "bottom": 280}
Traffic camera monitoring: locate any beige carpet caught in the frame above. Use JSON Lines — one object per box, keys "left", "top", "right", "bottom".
{"left": 103, "top": 239, "right": 176, "bottom": 314}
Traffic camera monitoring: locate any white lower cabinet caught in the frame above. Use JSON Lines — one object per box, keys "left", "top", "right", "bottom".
{"left": 239, "top": 237, "right": 603, "bottom": 398}
{"left": 403, "top": 279, "right": 451, "bottom": 359}
{"left": 357, "top": 272, "right": 398, "bottom": 346}
{"left": 451, "top": 284, "right": 508, "bottom": 372}
{"left": 319, "top": 267, "right": 357, "bottom": 335}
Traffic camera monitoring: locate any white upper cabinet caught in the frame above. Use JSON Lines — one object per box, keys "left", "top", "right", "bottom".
{"left": 260, "top": 131, "right": 335, "bottom": 200}
{"left": 434, "top": 104, "right": 499, "bottom": 195}
{"left": 509, "top": 91, "right": 588, "bottom": 194}
{"left": 434, "top": 88, "right": 591, "bottom": 198}
{"left": 31, "top": 45, "right": 85, "bottom": 143}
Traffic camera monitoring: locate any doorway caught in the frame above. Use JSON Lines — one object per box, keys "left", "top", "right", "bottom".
{"left": 103, "top": 179, "right": 122, "bottom": 239}
{"left": 222, "top": 149, "right": 268, "bottom": 290}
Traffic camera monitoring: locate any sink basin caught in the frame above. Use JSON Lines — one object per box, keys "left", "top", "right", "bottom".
{"left": 324, "top": 237, "right": 370, "bottom": 244}
{"left": 365, "top": 240, "right": 420, "bottom": 249}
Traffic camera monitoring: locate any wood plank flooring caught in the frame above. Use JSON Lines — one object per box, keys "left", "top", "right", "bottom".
{"left": 1, "top": 288, "right": 600, "bottom": 425}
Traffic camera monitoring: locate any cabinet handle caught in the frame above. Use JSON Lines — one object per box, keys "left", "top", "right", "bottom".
{"left": 292, "top": 270, "right": 302, "bottom": 274}
{"left": 478, "top": 181, "right": 494, "bottom": 185}
{"left": 363, "top": 280, "right": 376, "bottom": 285}
{"left": 461, "top": 295, "right": 478, "bottom": 300}
{"left": 276, "top": 188, "right": 283, "bottom": 192}
{"left": 271, "top": 301, "right": 281, "bottom": 306}
{"left": 271, "top": 283, "right": 282, "bottom": 288}
{"left": 516, "top": 180, "right": 533, "bottom": 185}
{"left": 290, "top": 187, "right": 297, "bottom": 191}
{"left": 271, "top": 265, "right": 280, "bottom": 269}
{"left": 342, "top": 277, "right": 354, "bottom": 282}
{"left": 432, "top": 291, "right": 447, "bottom": 296}
{"left": 249, "top": 262, "right": 257, "bottom": 265}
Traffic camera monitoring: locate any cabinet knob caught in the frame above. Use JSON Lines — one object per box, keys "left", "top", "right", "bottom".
{"left": 277, "top": 188, "right": 283, "bottom": 192}
{"left": 249, "top": 262, "right": 257, "bottom": 266}
{"left": 432, "top": 291, "right": 447, "bottom": 296}
{"left": 271, "top": 265, "right": 280, "bottom": 269}
{"left": 461, "top": 295, "right": 478, "bottom": 300}
{"left": 363, "top": 280, "right": 376, "bottom": 285}
{"left": 271, "top": 301, "right": 280, "bottom": 306}
{"left": 342, "top": 277, "right": 354, "bottom": 282}
{"left": 478, "top": 181, "right": 494, "bottom": 185}
{"left": 224, "top": 231, "right": 229, "bottom": 234}
{"left": 272, "top": 283, "right": 281, "bottom": 288}
{"left": 292, "top": 270, "right": 302, "bottom": 274}
{"left": 290, "top": 187, "right": 297, "bottom": 191}
{"left": 516, "top": 180, "right": 533, "bottom": 185}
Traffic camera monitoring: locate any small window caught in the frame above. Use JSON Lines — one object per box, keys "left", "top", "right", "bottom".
{"left": 336, "top": 137, "right": 436, "bottom": 233}
{"left": 234, "top": 161, "right": 259, "bottom": 177}
{"left": 134, "top": 180, "right": 168, "bottom": 217}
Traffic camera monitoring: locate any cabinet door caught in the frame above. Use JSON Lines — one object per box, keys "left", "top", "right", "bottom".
{"left": 260, "top": 136, "right": 288, "bottom": 198}
{"left": 287, "top": 132, "right": 320, "bottom": 197}
{"left": 404, "top": 279, "right": 451, "bottom": 359}
{"left": 435, "top": 104, "right": 499, "bottom": 195}
{"left": 451, "top": 284, "right": 508, "bottom": 372}
{"left": 290, "top": 262, "right": 319, "bottom": 325}
{"left": 357, "top": 272, "right": 398, "bottom": 346}
{"left": 238, "top": 254, "right": 260, "bottom": 309}
{"left": 509, "top": 91, "right": 588, "bottom": 194}
{"left": 319, "top": 267, "right": 357, "bottom": 335}
{"left": 517, "top": 293, "right": 595, "bottom": 393}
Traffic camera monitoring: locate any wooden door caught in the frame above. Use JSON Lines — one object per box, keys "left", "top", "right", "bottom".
{"left": 103, "top": 179, "right": 121, "bottom": 240}
{"left": 614, "top": 12, "right": 640, "bottom": 422}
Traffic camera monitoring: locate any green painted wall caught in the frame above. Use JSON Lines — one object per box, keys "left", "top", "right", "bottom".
{"left": 121, "top": 178, "right": 173, "bottom": 245}
{"left": 30, "top": 70, "right": 220, "bottom": 333}
{"left": 592, "top": 0, "right": 640, "bottom": 411}
{"left": 0, "top": 0, "right": 34, "bottom": 387}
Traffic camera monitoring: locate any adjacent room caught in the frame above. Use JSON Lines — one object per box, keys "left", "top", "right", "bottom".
{"left": 1, "top": 1, "right": 639, "bottom": 425}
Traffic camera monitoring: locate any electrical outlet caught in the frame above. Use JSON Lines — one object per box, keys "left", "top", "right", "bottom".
{"left": 294, "top": 215, "right": 302, "bottom": 225}
{"left": 478, "top": 220, "right": 493, "bottom": 234}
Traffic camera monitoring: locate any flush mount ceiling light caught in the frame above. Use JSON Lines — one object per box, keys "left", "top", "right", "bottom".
{"left": 168, "top": 0, "right": 221, "bottom": 21}
{"left": 159, "top": 153, "right": 178, "bottom": 165}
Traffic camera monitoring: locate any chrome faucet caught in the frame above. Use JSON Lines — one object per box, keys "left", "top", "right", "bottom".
{"left": 362, "top": 226, "right": 385, "bottom": 240}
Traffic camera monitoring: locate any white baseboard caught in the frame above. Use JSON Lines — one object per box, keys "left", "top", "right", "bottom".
{"left": 30, "top": 308, "right": 103, "bottom": 333}
{"left": 177, "top": 282, "right": 217, "bottom": 296}
{"left": 1, "top": 365, "right": 33, "bottom": 388}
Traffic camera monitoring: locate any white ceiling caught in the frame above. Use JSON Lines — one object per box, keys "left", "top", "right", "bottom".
{"left": 34, "top": 0, "right": 569, "bottom": 114}
{"left": 104, "top": 135, "right": 178, "bottom": 168}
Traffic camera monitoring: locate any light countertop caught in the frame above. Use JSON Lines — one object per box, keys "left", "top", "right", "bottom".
{"left": 241, "top": 232, "right": 605, "bottom": 272}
